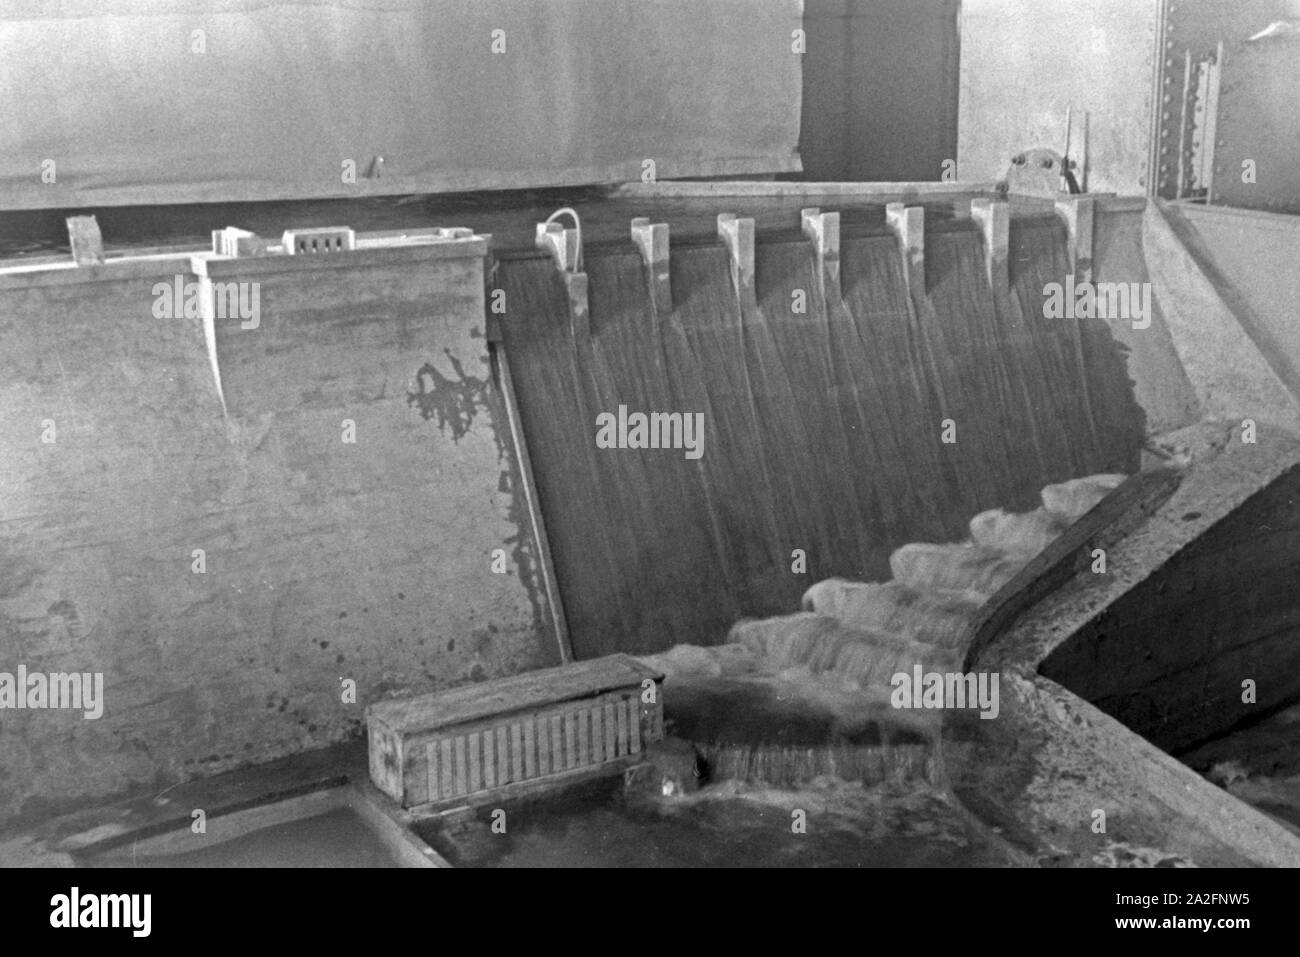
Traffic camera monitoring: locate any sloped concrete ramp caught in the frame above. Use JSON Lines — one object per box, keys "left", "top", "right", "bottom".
{"left": 960, "top": 421, "right": 1300, "bottom": 866}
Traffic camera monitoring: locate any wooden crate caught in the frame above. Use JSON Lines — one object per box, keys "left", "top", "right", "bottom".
{"left": 366, "top": 654, "right": 664, "bottom": 810}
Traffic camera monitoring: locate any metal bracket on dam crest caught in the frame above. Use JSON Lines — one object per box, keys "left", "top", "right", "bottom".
{"left": 535, "top": 215, "right": 589, "bottom": 338}
{"left": 800, "top": 207, "right": 841, "bottom": 304}
{"left": 716, "top": 213, "right": 756, "bottom": 313}
{"left": 1054, "top": 195, "right": 1102, "bottom": 284}
{"left": 630, "top": 218, "right": 672, "bottom": 317}
{"left": 970, "top": 198, "right": 1010, "bottom": 293}
{"left": 886, "top": 203, "right": 925, "bottom": 299}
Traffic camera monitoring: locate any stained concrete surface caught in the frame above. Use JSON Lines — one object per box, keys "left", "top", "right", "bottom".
{"left": 0, "top": 243, "right": 557, "bottom": 827}
{"left": 1141, "top": 203, "right": 1300, "bottom": 431}
{"left": 1166, "top": 203, "right": 1300, "bottom": 399}
{"left": 966, "top": 421, "right": 1300, "bottom": 867}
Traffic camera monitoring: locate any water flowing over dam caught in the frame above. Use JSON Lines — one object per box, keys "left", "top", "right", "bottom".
{"left": 497, "top": 215, "right": 1145, "bottom": 660}
{"left": 635, "top": 473, "right": 1123, "bottom": 787}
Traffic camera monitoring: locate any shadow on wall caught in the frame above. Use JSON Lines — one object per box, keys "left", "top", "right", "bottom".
{"left": 797, "top": 0, "right": 961, "bottom": 183}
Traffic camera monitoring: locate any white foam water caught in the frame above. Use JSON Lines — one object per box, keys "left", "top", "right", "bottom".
{"left": 639, "top": 471, "right": 1128, "bottom": 764}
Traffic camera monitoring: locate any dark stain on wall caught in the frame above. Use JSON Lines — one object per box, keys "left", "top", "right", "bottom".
{"left": 485, "top": 347, "right": 554, "bottom": 657}
{"left": 0, "top": 256, "right": 559, "bottom": 828}
{"left": 797, "top": 0, "right": 960, "bottom": 183}
{"left": 406, "top": 342, "right": 558, "bottom": 666}
{"left": 406, "top": 350, "right": 490, "bottom": 442}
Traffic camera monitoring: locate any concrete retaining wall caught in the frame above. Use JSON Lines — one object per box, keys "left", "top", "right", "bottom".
{"left": 0, "top": 241, "right": 558, "bottom": 826}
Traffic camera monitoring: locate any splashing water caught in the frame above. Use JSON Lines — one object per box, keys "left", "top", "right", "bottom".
{"left": 637, "top": 471, "right": 1127, "bottom": 796}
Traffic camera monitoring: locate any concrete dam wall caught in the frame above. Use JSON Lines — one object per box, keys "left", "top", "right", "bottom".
{"left": 0, "top": 239, "right": 560, "bottom": 825}
{"left": 1, "top": 190, "right": 1289, "bottom": 832}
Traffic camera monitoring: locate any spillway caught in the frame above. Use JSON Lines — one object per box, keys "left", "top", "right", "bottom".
{"left": 497, "top": 211, "right": 1142, "bottom": 659}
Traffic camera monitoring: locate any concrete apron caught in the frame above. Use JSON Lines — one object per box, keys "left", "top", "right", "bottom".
{"left": 956, "top": 420, "right": 1300, "bottom": 867}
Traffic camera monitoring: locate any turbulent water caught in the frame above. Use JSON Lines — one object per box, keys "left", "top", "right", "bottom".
{"left": 425, "top": 774, "right": 1025, "bottom": 868}
{"left": 608, "top": 472, "right": 1125, "bottom": 865}
{"left": 639, "top": 472, "right": 1123, "bottom": 700}
{"left": 623, "top": 470, "right": 1123, "bottom": 830}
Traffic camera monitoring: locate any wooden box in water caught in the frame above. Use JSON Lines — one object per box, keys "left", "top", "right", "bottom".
{"left": 366, "top": 654, "right": 665, "bottom": 810}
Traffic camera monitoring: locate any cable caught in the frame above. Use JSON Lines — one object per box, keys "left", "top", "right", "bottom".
{"left": 543, "top": 207, "right": 583, "bottom": 273}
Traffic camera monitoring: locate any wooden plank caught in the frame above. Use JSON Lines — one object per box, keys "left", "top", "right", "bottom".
{"left": 565, "top": 712, "right": 578, "bottom": 769}
{"left": 367, "top": 654, "right": 661, "bottom": 731}
{"left": 628, "top": 697, "right": 641, "bottom": 755}
{"left": 592, "top": 705, "right": 604, "bottom": 764}
{"left": 615, "top": 698, "right": 629, "bottom": 757}
{"left": 604, "top": 701, "right": 617, "bottom": 760}
{"left": 549, "top": 715, "right": 563, "bottom": 773}
{"left": 531, "top": 716, "right": 542, "bottom": 775}
{"left": 523, "top": 720, "right": 536, "bottom": 779}
{"left": 468, "top": 731, "right": 482, "bottom": 794}
{"left": 483, "top": 727, "right": 496, "bottom": 790}
{"left": 367, "top": 724, "right": 402, "bottom": 803}
{"left": 964, "top": 468, "right": 1182, "bottom": 670}
{"left": 577, "top": 709, "right": 589, "bottom": 767}
{"left": 384, "top": 689, "right": 638, "bottom": 808}
{"left": 496, "top": 726, "right": 509, "bottom": 786}
{"left": 495, "top": 344, "right": 572, "bottom": 662}
{"left": 439, "top": 739, "right": 454, "bottom": 800}
{"left": 511, "top": 723, "right": 524, "bottom": 783}
{"left": 426, "top": 741, "right": 440, "bottom": 803}
{"left": 538, "top": 715, "right": 552, "bottom": 777}
{"left": 454, "top": 736, "right": 468, "bottom": 797}
{"left": 406, "top": 759, "right": 650, "bottom": 819}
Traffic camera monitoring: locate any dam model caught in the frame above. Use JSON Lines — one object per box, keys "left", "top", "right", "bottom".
{"left": 0, "top": 0, "right": 1298, "bottom": 880}
{"left": 7, "top": 180, "right": 1297, "bottom": 870}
